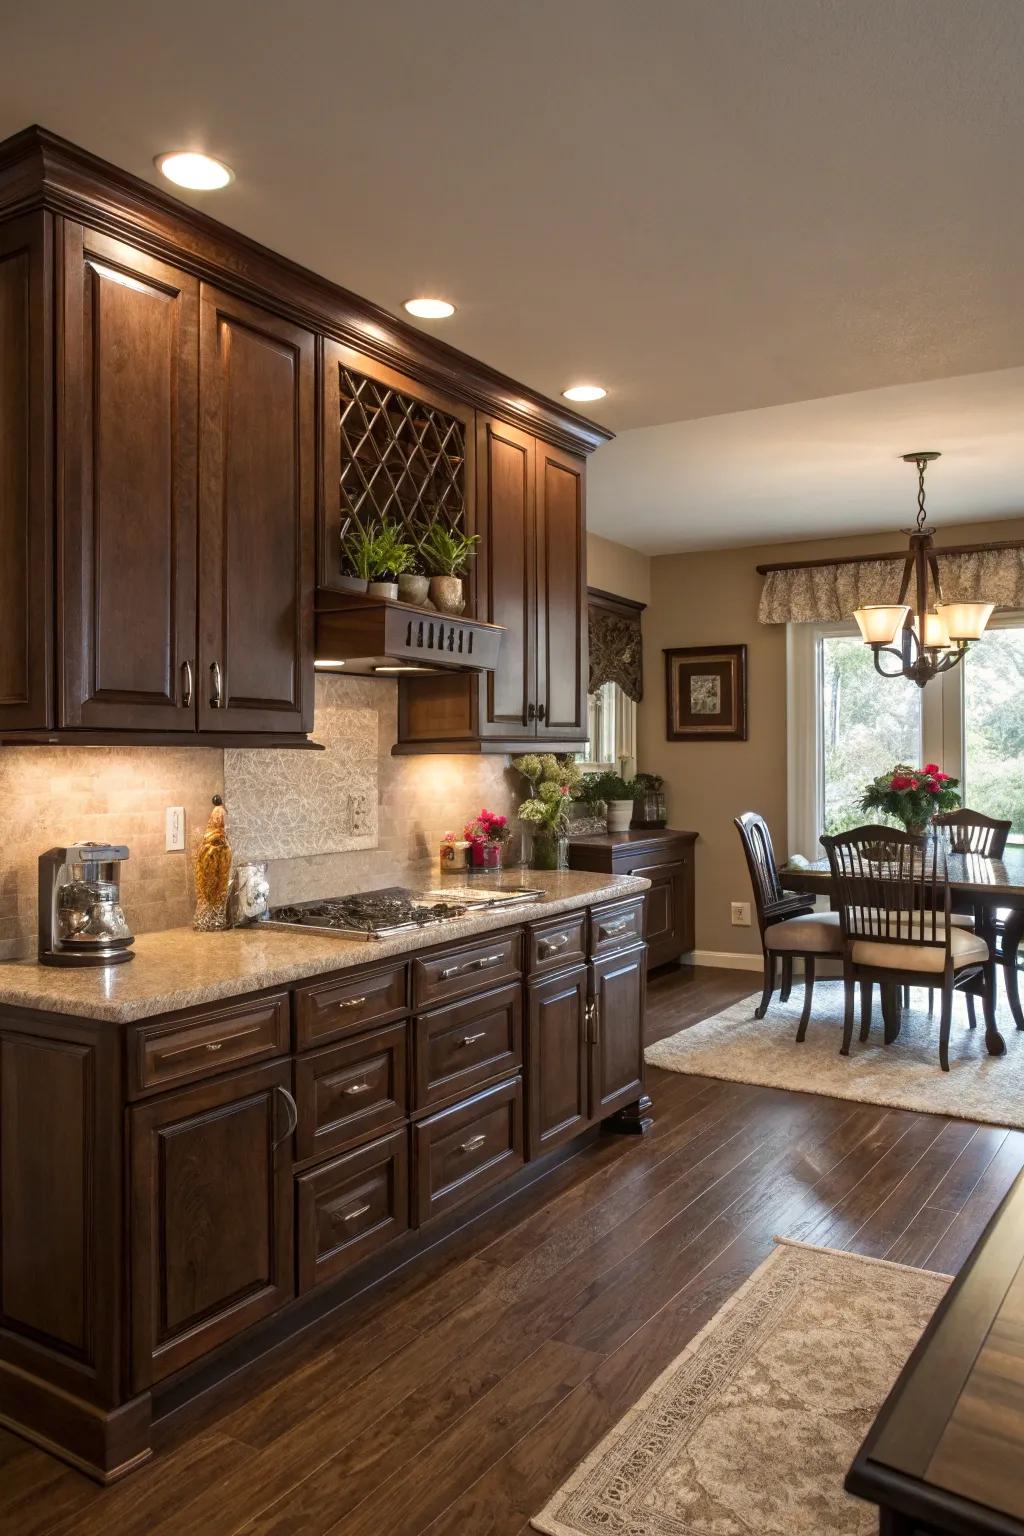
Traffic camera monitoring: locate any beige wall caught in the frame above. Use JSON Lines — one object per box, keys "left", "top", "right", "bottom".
{"left": 637, "top": 516, "right": 1024, "bottom": 958}
{"left": 587, "top": 531, "right": 652, "bottom": 606}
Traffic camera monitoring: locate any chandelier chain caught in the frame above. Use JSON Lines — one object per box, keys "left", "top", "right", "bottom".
{"left": 915, "top": 457, "right": 928, "bottom": 532}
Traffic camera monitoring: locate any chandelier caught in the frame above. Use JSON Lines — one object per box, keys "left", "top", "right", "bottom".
{"left": 853, "top": 452, "right": 994, "bottom": 687}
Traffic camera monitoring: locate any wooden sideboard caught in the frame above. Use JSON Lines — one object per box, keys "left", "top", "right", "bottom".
{"left": 569, "top": 830, "right": 697, "bottom": 970}
{"left": 0, "top": 894, "right": 647, "bottom": 1482}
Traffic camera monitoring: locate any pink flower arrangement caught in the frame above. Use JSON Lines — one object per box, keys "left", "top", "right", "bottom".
{"left": 463, "top": 808, "right": 510, "bottom": 848}
{"left": 861, "top": 762, "right": 960, "bottom": 833}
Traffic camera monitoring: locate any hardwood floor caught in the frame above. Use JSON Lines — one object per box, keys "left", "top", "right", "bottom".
{"left": 5, "top": 963, "right": 1024, "bottom": 1536}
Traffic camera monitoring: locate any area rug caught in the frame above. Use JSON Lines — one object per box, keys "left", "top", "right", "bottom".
{"left": 644, "top": 981, "right": 1024, "bottom": 1129}
{"left": 532, "top": 1240, "right": 949, "bottom": 1536}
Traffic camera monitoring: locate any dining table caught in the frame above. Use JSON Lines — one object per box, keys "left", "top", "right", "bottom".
{"left": 779, "top": 844, "right": 1024, "bottom": 1058}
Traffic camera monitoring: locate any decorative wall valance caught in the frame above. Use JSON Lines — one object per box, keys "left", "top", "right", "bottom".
{"left": 588, "top": 587, "right": 645, "bottom": 701}
{"left": 758, "top": 545, "right": 1024, "bottom": 625}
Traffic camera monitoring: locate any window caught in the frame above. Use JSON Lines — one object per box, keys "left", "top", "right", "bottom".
{"left": 788, "top": 614, "right": 1024, "bottom": 857}
{"left": 579, "top": 680, "right": 636, "bottom": 771}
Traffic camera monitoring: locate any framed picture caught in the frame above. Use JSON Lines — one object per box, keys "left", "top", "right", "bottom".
{"left": 664, "top": 645, "right": 747, "bottom": 741}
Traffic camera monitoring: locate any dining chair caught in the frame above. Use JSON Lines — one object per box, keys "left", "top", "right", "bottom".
{"left": 933, "top": 809, "right": 1023, "bottom": 1032}
{"left": 821, "top": 825, "right": 992, "bottom": 1071}
{"left": 735, "top": 812, "right": 842, "bottom": 1038}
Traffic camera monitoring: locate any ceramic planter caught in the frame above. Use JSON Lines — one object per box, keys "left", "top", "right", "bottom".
{"left": 605, "top": 799, "right": 635, "bottom": 833}
{"left": 398, "top": 573, "right": 430, "bottom": 606}
{"left": 336, "top": 574, "right": 368, "bottom": 594}
{"left": 368, "top": 579, "right": 399, "bottom": 601}
{"left": 429, "top": 575, "right": 465, "bottom": 615}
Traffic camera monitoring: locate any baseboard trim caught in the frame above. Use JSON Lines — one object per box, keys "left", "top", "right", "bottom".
{"left": 682, "top": 949, "right": 764, "bottom": 973}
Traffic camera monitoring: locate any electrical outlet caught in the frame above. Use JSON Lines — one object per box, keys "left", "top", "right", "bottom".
{"left": 730, "top": 901, "right": 751, "bottom": 927}
{"left": 165, "top": 806, "right": 186, "bottom": 852}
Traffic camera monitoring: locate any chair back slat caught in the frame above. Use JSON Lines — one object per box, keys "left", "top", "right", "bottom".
{"left": 821, "top": 824, "right": 951, "bottom": 955}
{"left": 932, "top": 808, "right": 1012, "bottom": 858}
{"left": 734, "top": 812, "right": 784, "bottom": 921}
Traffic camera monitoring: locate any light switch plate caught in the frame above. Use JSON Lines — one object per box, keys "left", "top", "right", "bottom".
{"left": 165, "top": 806, "right": 186, "bottom": 852}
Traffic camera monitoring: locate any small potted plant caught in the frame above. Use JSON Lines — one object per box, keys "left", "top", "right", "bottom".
{"left": 463, "top": 808, "right": 510, "bottom": 872}
{"left": 513, "top": 753, "right": 583, "bottom": 869}
{"left": 860, "top": 762, "right": 960, "bottom": 835}
{"left": 397, "top": 549, "right": 430, "bottom": 608}
{"left": 578, "top": 770, "right": 639, "bottom": 834}
{"left": 367, "top": 521, "right": 416, "bottom": 600}
{"left": 338, "top": 521, "right": 375, "bottom": 593}
{"left": 420, "top": 524, "right": 481, "bottom": 615}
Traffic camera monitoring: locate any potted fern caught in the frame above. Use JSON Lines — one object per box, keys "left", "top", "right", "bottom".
{"left": 420, "top": 524, "right": 481, "bottom": 615}
{"left": 338, "top": 521, "right": 375, "bottom": 593}
{"left": 366, "top": 522, "right": 416, "bottom": 600}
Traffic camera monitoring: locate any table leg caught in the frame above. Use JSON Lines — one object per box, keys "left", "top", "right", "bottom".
{"left": 1001, "top": 909, "right": 1024, "bottom": 1031}
{"left": 881, "top": 983, "right": 901, "bottom": 1044}
{"left": 973, "top": 906, "right": 1007, "bottom": 1057}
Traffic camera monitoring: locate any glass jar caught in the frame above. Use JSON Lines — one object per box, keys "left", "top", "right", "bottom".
{"left": 470, "top": 840, "right": 504, "bottom": 872}
{"left": 531, "top": 828, "right": 568, "bottom": 870}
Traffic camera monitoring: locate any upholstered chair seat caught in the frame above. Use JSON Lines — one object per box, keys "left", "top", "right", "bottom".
{"left": 766, "top": 913, "right": 843, "bottom": 954}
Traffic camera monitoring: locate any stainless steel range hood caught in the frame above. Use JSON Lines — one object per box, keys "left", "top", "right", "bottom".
{"left": 314, "top": 592, "right": 504, "bottom": 676}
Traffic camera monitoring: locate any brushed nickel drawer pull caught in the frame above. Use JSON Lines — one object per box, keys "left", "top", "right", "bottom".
{"left": 335, "top": 1202, "right": 371, "bottom": 1223}
{"left": 157, "top": 1025, "right": 261, "bottom": 1062}
{"left": 460, "top": 1133, "right": 487, "bottom": 1153}
{"left": 600, "top": 919, "right": 631, "bottom": 938}
{"left": 344, "top": 1081, "right": 372, "bottom": 1096}
{"left": 336, "top": 995, "right": 368, "bottom": 1010}
{"left": 181, "top": 658, "right": 193, "bottom": 708}
{"left": 539, "top": 934, "right": 570, "bottom": 957}
{"left": 439, "top": 954, "right": 503, "bottom": 981}
{"left": 210, "top": 660, "right": 223, "bottom": 708}
{"left": 272, "top": 1085, "right": 298, "bottom": 1150}
{"left": 459, "top": 1032, "right": 486, "bottom": 1047}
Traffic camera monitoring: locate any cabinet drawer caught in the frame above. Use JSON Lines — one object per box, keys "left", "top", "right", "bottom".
{"left": 296, "top": 1129, "right": 409, "bottom": 1292}
{"left": 412, "top": 931, "right": 521, "bottom": 1009}
{"left": 590, "top": 898, "right": 645, "bottom": 956}
{"left": 294, "top": 1022, "right": 408, "bottom": 1163}
{"left": 128, "top": 994, "right": 290, "bottom": 1096}
{"left": 413, "top": 1077, "right": 523, "bottom": 1225}
{"left": 414, "top": 982, "right": 522, "bottom": 1110}
{"left": 527, "top": 913, "right": 586, "bottom": 975}
{"left": 294, "top": 964, "right": 408, "bottom": 1050}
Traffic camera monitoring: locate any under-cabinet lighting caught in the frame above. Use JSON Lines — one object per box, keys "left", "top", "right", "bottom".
{"left": 404, "top": 298, "right": 456, "bottom": 319}
{"left": 314, "top": 659, "right": 346, "bottom": 669}
{"left": 372, "top": 664, "right": 435, "bottom": 674}
{"left": 155, "top": 151, "right": 234, "bottom": 190}
{"left": 562, "top": 384, "right": 607, "bottom": 402}
{"left": 85, "top": 260, "right": 149, "bottom": 293}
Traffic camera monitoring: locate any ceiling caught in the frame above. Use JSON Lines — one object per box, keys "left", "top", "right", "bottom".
{"left": 4, "top": 0, "right": 1023, "bottom": 547}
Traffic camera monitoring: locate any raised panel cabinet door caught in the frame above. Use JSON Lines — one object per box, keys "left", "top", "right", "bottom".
{"left": 628, "top": 857, "right": 693, "bottom": 967}
{"left": 526, "top": 965, "right": 589, "bottom": 1159}
{"left": 535, "top": 442, "right": 586, "bottom": 740}
{"left": 59, "top": 225, "right": 198, "bottom": 729}
{"left": 589, "top": 943, "right": 647, "bottom": 1120}
{"left": 475, "top": 417, "right": 536, "bottom": 738}
{"left": 198, "top": 285, "right": 315, "bottom": 734}
{"left": 129, "top": 1059, "right": 295, "bottom": 1390}
{"left": 0, "top": 213, "right": 52, "bottom": 731}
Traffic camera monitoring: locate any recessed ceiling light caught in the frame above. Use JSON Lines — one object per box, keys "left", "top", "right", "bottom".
{"left": 155, "top": 151, "right": 234, "bottom": 190}
{"left": 562, "top": 384, "right": 607, "bottom": 403}
{"left": 404, "top": 298, "right": 456, "bottom": 319}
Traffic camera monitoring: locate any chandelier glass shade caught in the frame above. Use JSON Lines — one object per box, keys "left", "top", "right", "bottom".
{"left": 852, "top": 452, "right": 994, "bottom": 687}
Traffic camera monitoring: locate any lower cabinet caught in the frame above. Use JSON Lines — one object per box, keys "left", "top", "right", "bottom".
{"left": 527, "top": 964, "right": 589, "bottom": 1158}
{"left": 590, "top": 943, "right": 647, "bottom": 1119}
{"left": 129, "top": 1060, "right": 295, "bottom": 1390}
{"left": 413, "top": 1076, "right": 524, "bottom": 1224}
{"left": 296, "top": 1127, "right": 409, "bottom": 1292}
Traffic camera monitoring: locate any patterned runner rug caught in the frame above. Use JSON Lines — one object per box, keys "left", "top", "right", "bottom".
{"left": 532, "top": 1241, "right": 948, "bottom": 1536}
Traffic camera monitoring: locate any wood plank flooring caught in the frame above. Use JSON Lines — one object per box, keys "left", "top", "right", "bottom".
{"left": 5, "top": 964, "right": 1024, "bottom": 1536}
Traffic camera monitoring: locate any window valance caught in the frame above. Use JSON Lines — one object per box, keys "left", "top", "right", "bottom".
{"left": 588, "top": 588, "right": 645, "bottom": 701}
{"left": 758, "top": 545, "right": 1024, "bottom": 625}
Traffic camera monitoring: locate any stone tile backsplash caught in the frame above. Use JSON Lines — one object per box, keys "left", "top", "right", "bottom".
{"left": 0, "top": 676, "right": 519, "bottom": 960}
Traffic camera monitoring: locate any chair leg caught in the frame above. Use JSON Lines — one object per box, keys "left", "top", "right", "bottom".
{"left": 939, "top": 983, "right": 953, "bottom": 1072}
{"left": 840, "top": 969, "right": 856, "bottom": 1056}
{"left": 779, "top": 955, "right": 793, "bottom": 1003}
{"left": 902, "top": 984, "right": 911, "bottom": 1008}
{"left": 927, "top": 988, "right": 934, "bottom": 1015}
{"left": 859, "top": 979, "right": 873, "bottom": 1042}
{"left": 796, "top": 957, "right": 815, "bottom": 1042}
{"left": 755, "top": 953, "right": 777, "bottom": 1020}
{"left": 965, "top": 993, "right": 977, "bottom": 1030}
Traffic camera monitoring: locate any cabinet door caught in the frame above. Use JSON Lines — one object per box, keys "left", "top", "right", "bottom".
{"left": 0, "top": 213, "right": 51, "bottom": 731}
{"left": 129, "top": 1059, "right": 294, "bottom": 1389}
{"left": 589, "top": 944, "right": 647, "bottom": 1120}
{"left": 475, "top": 417, "right": 536, "bottom": 738}
{"left": 535, "top": 442, "right": 586, "bottom": 740}
{"left": 59, "top": 226, "right": 198, "bottom": 729}
{"left": 527, "top": 965, "right": 589, "bottom": 1159}
{"left": 198, "top": 285, "right": 315, "bottom": 734}
{"left": 629, "top": 859, "right": 692, "bottom": 967}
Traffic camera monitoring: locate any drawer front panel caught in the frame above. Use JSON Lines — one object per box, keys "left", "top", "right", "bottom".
{"left": 413, "top": 1077, "right": 523, "bottom": 1225}
{"left": 527, "top": 912, "right": 586, "bottom": 976}
{"left": 294, "top": 1022, "right": 408, "bottom": 1162}
{"left": 129, "top": 994, "right": 290, "bottom": 1096}
{"left": 412, "top": 931, "right": 521, "bottom": 1009}
{"left": 590, "top": 898, "right": 645, "bottom": 957}
{"left": 296, "top": 1128, "right": 409, "bottom": 1292}
{"left": 295, "top": 964, "right": 408, "bottom": 1050}
{"left": 414, "top": 981, "right": 522, "bottom": 1110}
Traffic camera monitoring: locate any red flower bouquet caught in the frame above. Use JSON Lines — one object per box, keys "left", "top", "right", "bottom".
{"left": 463, "top": 808, "right": 510, "bottom": 870}
{"left": 860, "top": 762, "right": 960, "bottom": 835}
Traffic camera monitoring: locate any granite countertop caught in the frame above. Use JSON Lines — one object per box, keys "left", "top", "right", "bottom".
{"left": 0, "top": 869, "right": 649, "bottom": 1024}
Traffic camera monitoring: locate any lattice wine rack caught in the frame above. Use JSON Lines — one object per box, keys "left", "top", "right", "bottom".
{"left": 336, "top": 365, "right": 467, "bottom": 564}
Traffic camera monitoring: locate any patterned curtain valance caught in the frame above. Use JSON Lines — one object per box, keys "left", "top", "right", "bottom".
{"left": 588, "top": 589, "right": 644, "bottom": 701}
{"left": 758, "top": 546, "right": 1024, "bottom": 625}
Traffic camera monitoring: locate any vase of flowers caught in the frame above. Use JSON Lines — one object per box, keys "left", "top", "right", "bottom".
{"left": 513, "top": 753, "right": 582, "bottom": 869}
{"left": 463, "top": 808, "right": 510, "bottom": 871}
{"left": 860, "top": 762, "right": 960, "bottom": 835}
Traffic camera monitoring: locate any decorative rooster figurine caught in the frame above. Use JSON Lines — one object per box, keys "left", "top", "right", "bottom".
{"left": 193, "top": 795, "right": 233, "bottom": 931}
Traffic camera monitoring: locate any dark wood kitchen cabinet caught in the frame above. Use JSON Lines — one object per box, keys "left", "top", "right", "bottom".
{"left": 526, "top": 963, "right": 589, "bottom": 1158}
{"left": 570, "top": 830, "right": 697, "bottom": 971}
{"left": 129, "top": 1058, "right": 295, "bottom": 1390}
{"left": 535, "top": 439, "right": 586, "bottom": 740}
{"left": 589, "top": 941, "right": 647, "bottom": 1119}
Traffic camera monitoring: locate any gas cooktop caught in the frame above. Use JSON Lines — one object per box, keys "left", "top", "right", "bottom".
{"left": 267, "top": 884, "right": 543, "bottom": 940}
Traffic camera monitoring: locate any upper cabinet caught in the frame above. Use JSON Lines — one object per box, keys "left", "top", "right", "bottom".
{"left": 535, "top": 440, "right": 586, "bottom": 741}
